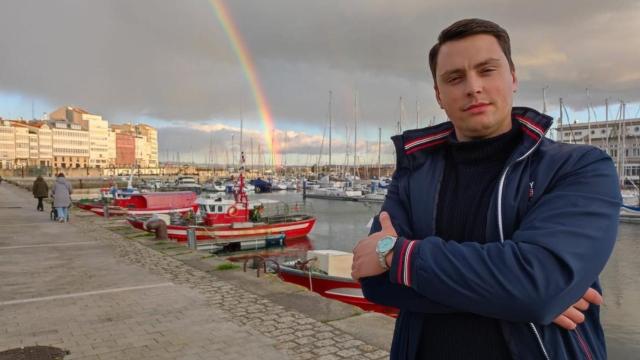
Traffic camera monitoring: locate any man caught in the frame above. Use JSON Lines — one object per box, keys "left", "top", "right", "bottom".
{"left": 352, "top": 19, "right": 620, "bottom": 359}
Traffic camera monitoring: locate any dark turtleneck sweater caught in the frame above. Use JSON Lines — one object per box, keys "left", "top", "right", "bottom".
{"left": 417, "top": 121, "right": 522, "bottom": 360}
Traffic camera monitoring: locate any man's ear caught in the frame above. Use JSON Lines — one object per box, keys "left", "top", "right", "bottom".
{"left": 511, "top": 69, "right": 518, "bottom": 93}
{"left": 434, "top": 85, "right": 443, "bottom": 109}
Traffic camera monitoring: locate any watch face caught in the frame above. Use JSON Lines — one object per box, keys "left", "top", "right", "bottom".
{"left": 377, "top": 236, "right": 395, "bottom": 253}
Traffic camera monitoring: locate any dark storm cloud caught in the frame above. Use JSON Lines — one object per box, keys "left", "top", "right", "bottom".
{"left": 1, "top": 0, "right": 638, "bottom": 135}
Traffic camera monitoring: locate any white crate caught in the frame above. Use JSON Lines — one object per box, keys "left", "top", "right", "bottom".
{"left": 307, "top": 250, "right": 353, "bottom": 278}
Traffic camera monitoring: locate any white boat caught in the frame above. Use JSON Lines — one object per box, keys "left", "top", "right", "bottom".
{"left": 271, "top": 181, "right": 288, "bottom": 191}
{"left": 620, "top": 204, "right": 640, "bottom": 223}
{"left": 203, "top": 180, "right": 226, "bottom": 192}
{"left": 174, "top": 176, "right": 202, "bottom": 193}
{"left": 304, "top": 187, "right": 363, "bottom": 201}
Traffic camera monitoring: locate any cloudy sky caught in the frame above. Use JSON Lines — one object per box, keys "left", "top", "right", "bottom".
{"left": 1, "top": 0, "right": 639, "bottom": 165}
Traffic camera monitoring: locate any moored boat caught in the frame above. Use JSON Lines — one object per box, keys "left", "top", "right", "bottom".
{"left": 620, "top": 204, "right": 640, "bottom": 223}
{"left": 75, "top": 191, "right": 198, "bottom": 216}
{"left": 127, "top": 151, "right": 316, "bottom": 242}
{"left": 274, "top": 250, "right": 398, "bottom": 317}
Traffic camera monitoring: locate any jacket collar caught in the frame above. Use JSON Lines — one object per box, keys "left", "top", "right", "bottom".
{"left": 392, "top": 107, "right": 553, "bottom": 170}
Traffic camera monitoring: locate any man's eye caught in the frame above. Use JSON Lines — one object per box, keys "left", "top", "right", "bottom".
{"left": 481, "top": 68, "right": 496, "bottom": 74}
{"left": 447, "top": 76, "right": 462, "bottom": 83}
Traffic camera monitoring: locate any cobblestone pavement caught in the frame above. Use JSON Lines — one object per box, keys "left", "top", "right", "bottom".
{"left": 0, "top": 182, "right": 389, "bottom": 360}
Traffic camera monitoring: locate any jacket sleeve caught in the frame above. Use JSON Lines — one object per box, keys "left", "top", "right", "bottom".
{"left": 360, "top": 169, "right": 458, "bottom": 314}
{"left": 388, "top": 149, "right": 621, "bottom": 324}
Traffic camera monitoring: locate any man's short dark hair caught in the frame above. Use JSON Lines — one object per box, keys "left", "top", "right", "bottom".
{"left": 428, "top": 18, "right": 514, "bottom": 83}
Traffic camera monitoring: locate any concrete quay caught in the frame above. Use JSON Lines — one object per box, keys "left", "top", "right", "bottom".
{"left": 0, "top": 181, "right": 393, "bottom": 360}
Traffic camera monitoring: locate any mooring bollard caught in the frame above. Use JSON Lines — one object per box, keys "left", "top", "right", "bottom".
{"left": 103, "top": 204, "right": 109, "bottom": 218}
{"left": 187, "top": 228, "right": 197, "bottom": 250}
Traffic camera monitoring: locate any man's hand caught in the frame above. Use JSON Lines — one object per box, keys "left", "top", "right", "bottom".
{"left": 553, "top": 288, "right": 603, "bottom": 330}
{"left": 351, "top": 211, "right": 398, "bottom": 281}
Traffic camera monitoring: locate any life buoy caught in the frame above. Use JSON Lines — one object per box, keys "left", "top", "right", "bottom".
{"left": 227, "top": 205, "right": 238, "bottom": 216}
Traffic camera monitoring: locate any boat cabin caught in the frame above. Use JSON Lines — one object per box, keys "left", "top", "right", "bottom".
{"left": 196, "top": 196, "right": 279, "bottom": 225}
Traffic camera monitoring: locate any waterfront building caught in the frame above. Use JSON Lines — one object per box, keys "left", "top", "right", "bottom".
{"left": 0, "top": 107, "right": 159, "bottom": 171}
{"left": 51, "top": 121, "right": 90, "bottom": 169}
{"left": 0, "top": 121, "right": 16, "bottom": 169}
{"left": 51, "top": 107, "right": 109, "bottom": 168}
{"left": 556, "top": 117, "right": 640, "bottom": 181}
{"left": 114, "top": 132, "right": 135, "bottom": 167}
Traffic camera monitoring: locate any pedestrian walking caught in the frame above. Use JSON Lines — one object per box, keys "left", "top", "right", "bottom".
{"left": 50, "top": 173, "right": 73, "bottom": 222}
{"left": 32, "top": 176, "right": 48, "bottom": 211}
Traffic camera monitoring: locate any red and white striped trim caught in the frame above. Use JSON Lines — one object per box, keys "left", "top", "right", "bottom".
{"left": 396, "top": 240, "right": 410, "bottom": 284}
{"left": 404, "top": 129, "right": 453, "bottom": 153}
{"left": 515, "top": 115, "right": 545, "bottom": 139}
{"left": 402, "top": 241, "right": 417, "bottom": 286}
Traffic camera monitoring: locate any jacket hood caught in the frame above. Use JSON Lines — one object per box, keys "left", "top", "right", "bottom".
{"left": 391, "top": 107, "right": 553, "bottom": 170}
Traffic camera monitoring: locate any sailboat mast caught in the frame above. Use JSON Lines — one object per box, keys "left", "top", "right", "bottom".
{"left": 397, "top": 97, "right": 404, "bottom": 134}
{"left": 621, "top": 101, "right": 627, "bottom": 185}
{"left": 605, "top": 98, "right": 610, "bottom": 154}
{"left": 558, "top": 98, "right": 564, "bottom": 143}
{"left": 250, "top": 138, "right": 254, "bottom": 172}
{"left": 329, "top": 90, "right": 333, "bottom": 174}
{"left": 353, "top": 92, "right": 358, "bottom": 178}
{"left": 416, "top": 99, "right": 420, "bottom": 128}
{"left": 586, "top": 88, "right": 591, "bottom": 145}
{"left": 377, "top": 127, "right": 381, "bottom": 179}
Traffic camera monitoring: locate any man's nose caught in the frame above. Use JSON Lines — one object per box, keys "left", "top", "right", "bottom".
{"left": 465, "top": 75, "right": 483, "bottom": 96}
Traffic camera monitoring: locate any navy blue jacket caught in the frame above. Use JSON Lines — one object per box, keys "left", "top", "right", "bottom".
{"left": 361, "top": 107, "right": 621, "bottom": 359}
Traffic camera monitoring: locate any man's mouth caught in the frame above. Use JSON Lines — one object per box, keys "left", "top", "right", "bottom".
{"left": 463, "top": 102, "right": 490, "bottom": 112}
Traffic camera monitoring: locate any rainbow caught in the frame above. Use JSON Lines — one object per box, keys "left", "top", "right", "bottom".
{"left": 209, "top": 0, "right": 280, "bottom": 167}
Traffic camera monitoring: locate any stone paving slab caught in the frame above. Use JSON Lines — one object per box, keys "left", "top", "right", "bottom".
{"left": 0, "top": 182, "right": 390, "bottom": 359}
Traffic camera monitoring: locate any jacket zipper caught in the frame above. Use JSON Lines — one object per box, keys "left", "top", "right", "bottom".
{"left": 497, "top": 137, "right": 551, "bottom": 360}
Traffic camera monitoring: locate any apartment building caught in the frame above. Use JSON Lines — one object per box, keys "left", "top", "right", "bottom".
{"left": 0, "top": 121, "right": 15, "bottom": 169}
{"left": 0, "top": 107, "right": 159, "bottom": 170}
{"left": 51, "top": 121, "right": 90, "bottom": 169}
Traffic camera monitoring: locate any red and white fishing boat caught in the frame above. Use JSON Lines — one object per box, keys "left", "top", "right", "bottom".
{"left": 75, "top": 191, "right": 198, "bottom": 216}
{"left": 274, "top": 250, "right": 398, "bottom": 317}
{"left": 127, "top": 152, "right": 316, "bottom": 242}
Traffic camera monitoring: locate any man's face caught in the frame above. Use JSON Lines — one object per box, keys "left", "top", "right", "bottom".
{"left": 434, "top": 34, "right": 517, "bottom": 141}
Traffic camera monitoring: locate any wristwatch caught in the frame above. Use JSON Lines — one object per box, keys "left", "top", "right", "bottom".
{"left": 376, "top": 235, "right": 397, "bottom": 270}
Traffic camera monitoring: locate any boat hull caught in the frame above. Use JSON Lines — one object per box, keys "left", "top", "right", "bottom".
{"left": 620, "top": 205, "right": 640, "bottom": 223}
{"left": 75, "top": 191, "right": 198, "bottom": 216}
{"left": 128, "top": 216, "right": 316, "bottom": 242}
{"left": 76, "top": 201, "right": 197, "bottom": 216}
{"left": 277, "top": 266, "right": 397, "bottom": 316}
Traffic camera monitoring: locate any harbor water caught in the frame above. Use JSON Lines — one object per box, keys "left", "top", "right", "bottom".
{"left": 258, "top": 191, "right": 640, "bottom": 357}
